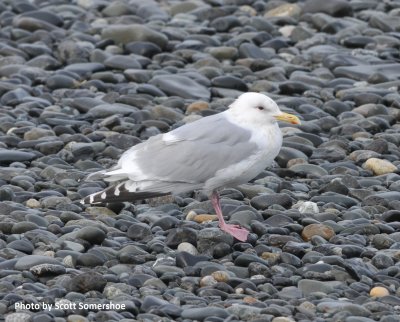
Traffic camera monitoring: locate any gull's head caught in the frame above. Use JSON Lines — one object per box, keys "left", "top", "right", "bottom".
{"left": 229, "top": 92, "right": 301, "bottom": 126}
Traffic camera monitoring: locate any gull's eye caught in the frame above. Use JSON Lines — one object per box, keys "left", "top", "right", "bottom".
{"left": 257, "top": 106, "right": 264, "bottom": 110}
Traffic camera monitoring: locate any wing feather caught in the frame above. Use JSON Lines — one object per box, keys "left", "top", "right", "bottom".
{"left": 102, "top": 112, "right": 257, "bottom": 194}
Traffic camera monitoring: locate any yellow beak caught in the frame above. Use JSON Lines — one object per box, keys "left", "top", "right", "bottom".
{"left": 274, "top": 112, "right": 301, "bottom": 125}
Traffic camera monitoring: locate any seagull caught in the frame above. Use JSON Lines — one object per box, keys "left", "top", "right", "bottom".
{"left": 81, "top": 92, "right": 300, "bottom": 242}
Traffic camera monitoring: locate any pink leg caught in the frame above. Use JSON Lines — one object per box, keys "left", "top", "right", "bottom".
{"left": 210, "top": 191, "right": 249, "bottom": 242}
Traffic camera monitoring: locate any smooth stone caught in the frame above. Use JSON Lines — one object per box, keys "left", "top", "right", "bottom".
{"left": 239, "top": 43, "right": 271, "bottom": 60}
{"left": 25, "top": 213, "right": 48, "bottom": 227}
{"left": 311, "top": 147, "right": 346, "bottom": 162}
{"left": 101, "top": 24, "right": 168, "bottom": 48}
{"left": 341, "top": 224, "right": 380, "bottom": 235}
{"left": 234, "top": 254, "right": 270, "bottom": 267}
{"left": 76, "top": 253, "right": 106, "bottom": 267}
{"left": 13, "top": 16, "right": 58, "bottom": 32}
{"left": 293, "top": 201, "right": 319, "bottom": 214}
{"left": 210, "top": 16, "right": 241, "bottom": 32}
{"left": 62, "top": 241, "right": 85, "bottom": 252}
{"left": 364, "top": 158, "right": 397, "bottom": 175}
{"left": 104, "top": 134, "right": 141, "bottom": 150}
{"left": 45, "top": 74, "right": 76, "bottom": 90}
{"left": 353, "top": 104, "right": 388, "bottom": 117}
{"left": 317, "top": 301, "right": 371, "bottom": 316}
{"left": 66, "top": 315, "right": 89, "bottom": 322}
{"left": 226, "top": 305, "right": 262, "bottom": 321}
{"left": 141, "top": 295, "right": 181, "bottom": 316}
{"left": 371, "top": 253, "right": 394, "bottom": 269}
{"left": 150, "top": 75, "right": 210, "bottom": 100}
{"left": 298, "top": 280, "right": 344, "bottom": 296}
{"left": 176, "top": 251, "right": 210, "bottom": 268}
{"left": 125, "top": 41, "right": 161, "bottom": 57}
{"left": 86, "top": 103, "right": 138, "bottom": 118}
{"left": 169, "top": 2, "right": 200, "bottom": 15}
{"left": 289, "top": 164, "right": 329, "bottom": 177}
{"left": 302, "top": 224, "right": 335, "bottom": 241}
{"left": 280, "top": 81, "right": 316, "bottom": 95}
{"left": 150, "top": 105, "right": 183, "bottom": 122}
{"left": 63, "top": 62, "right": 104, "bottom": 75}
{"left": 264, "top": 214, "right": 294, "bottom": 227}
{"left": 2, "top": 88, "right": 31, "bottom": 105}
{"left": 229, "top": 210, "right": 260, "bottom": 228}
{"left": 137, "top": 84, "right": 167, "bottom": 97}
{"left": 321, "top": 100, "right": 352, "bottom": 116}
{"left": 0, "top": 150, "right": 36, "bottom": 162}
{"left": 364, "top": 139, "right": 388, "bottom": 154}
{"left": 211, "top": 75, "right": 248, "bottom": 91}
{"left": 282, "top": 141, "right": 314, "bottom": 157}
{"left": 369, "top": 13, "right": 399, "bottom": 32}
{"left": 275, "top": 147, "right": 308, "bottom": 168}
{"left": 320, "top": 179, "right": 349, "bottom": 195}
{"left": 363, "top": 191, "right": 400, "bottom": 207}
{"left": 31, "top": 313, "right": 53, "bottom": 322}
{"left": 334, "top": 64, "right": 400, "bottom": 81}
{"left": 265, "top": 3, "right": 302, "bottom": 18}
{"left": 152, "top": 215, "right": 180, "bottom": 230}
{"left": 11, "top": 221, "right": 39, "bottom": 233}
{"left": 104, "top": 55, "right": 142, "bottom": 70}
{"left": 75, "top": 226, "right": 106, "bottom": 244}
{"left": 124, "top": 69, "right": 152, "bottom": 83}
{"left": 197, "top": 228, "right": 234, "bottom": 254}
{"left": 250, "top": 193, "right": 292, "bottom": 210}
{"left": 20, "top": 10, "right": 63, "bottom": 26}
{"left": 186, "top": 101, "right": 209, "bottom": 114}
{"left": 152, "top": 264, "right": 184, "bottom": 277}
{"left": 311, "top": 194, "right": 358, "bottom": 208}
{"left": 40, "top": 196, "right": 72, "bottom": 209}
{"left": 206, "top": 46, "right": 238, "bottom": 60}
{"left": 7, "top": 239, "right": 34, "bottom": 254}
{"left": 15, "top": 255, "right": 62, "bottom": 270}
{"left": 165, "top": 227, "right": 198, "bottom": 248}
{"left": 102, "top": 1, "right": 133, "bottom": 16}
{"left": 303, "top": 0, "right": 353, "bottom": 16}
{"left": 370, "top": 286, "right": 390, "bottom": 298}
{"left": 181, "top": 307, "right": 229, "bottom": 320}
{"left": 126, "top": 223, "right": 152, "bottom": 241}
{"left": 372, "top": 233, "right": 395, "bottom": 249}
{"left": 5, "top": 313, "right": 31, "bottom": 322}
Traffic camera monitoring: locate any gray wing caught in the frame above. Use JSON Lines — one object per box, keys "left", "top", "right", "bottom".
{"left": 107, "top": 112, "right": 258, "bottom": 193}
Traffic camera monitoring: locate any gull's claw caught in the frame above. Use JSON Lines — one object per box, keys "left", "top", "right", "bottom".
{"left": 220, "top": 223, "right": 249, "bottom": 242}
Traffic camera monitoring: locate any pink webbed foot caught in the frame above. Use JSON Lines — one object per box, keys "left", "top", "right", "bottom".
{"left": 220, "top": 223, "right": 249, "bottom": 242}
{"left": 210, "top": 191, "right": 249, "bottom": 242}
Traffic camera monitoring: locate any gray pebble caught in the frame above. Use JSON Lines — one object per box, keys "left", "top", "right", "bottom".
{"left": 15, "top": 255, "right": 62, "bottom": 270}
{"left": 181, "top": 307, "right": 229, "bottom": 320}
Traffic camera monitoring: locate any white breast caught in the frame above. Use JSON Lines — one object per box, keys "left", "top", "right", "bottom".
{"left": 204, "top": 121, "right": 282, "bottom": 193}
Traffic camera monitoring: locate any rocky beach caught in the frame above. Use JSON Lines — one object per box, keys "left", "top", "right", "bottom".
{"left": 0, "top": 0, "right": 400, "bottom": 321}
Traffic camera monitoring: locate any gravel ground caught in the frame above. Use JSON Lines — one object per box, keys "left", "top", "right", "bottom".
{"left": 0, "top": 0, "right": 400, "bottom": 321}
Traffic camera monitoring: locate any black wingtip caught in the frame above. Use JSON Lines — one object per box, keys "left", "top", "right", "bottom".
{"left": 81, "top": 184, "right": 169, "bottom": 205}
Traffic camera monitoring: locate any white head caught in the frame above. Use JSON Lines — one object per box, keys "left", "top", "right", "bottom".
{"left": 228, "top": 92, "right": 300, "bottom": 126}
